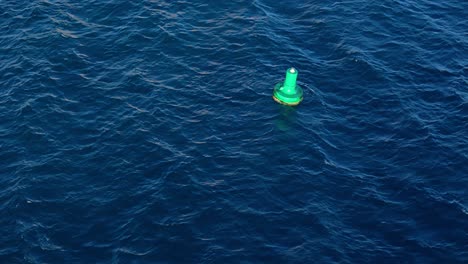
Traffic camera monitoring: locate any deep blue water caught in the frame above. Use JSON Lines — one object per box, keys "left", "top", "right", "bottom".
{"left": 1, "top": 0, "right": 467, "bottom": 263}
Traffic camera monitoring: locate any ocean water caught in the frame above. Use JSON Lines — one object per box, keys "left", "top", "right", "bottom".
{"left": 1, "top": 0, "right": 467, "bottom": 263}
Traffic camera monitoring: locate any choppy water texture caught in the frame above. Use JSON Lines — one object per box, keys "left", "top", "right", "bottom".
{"left": 1, "top": 0, "right": 468, "bottom": 263}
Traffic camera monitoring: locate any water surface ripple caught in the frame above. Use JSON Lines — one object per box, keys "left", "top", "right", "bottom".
{"left": 1, "top": 0, "right": 467, "bottom": 263}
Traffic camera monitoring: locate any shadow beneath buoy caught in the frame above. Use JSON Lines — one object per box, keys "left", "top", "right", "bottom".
{"left": 274, "top": 105, "right": 298, "bottom": 132}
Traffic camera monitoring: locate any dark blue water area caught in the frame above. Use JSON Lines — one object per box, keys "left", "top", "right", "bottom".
{"left": 1, "top": 0, "right": 467, "bottom": 263}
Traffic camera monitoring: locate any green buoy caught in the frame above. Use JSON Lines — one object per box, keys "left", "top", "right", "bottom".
{"left": 273, "top": 67, "right": 303, "bottom": 106}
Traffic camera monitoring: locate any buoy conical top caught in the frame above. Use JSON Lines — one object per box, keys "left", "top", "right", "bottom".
{"left": 273, "top": 67, "right": 303, "bottom": 106}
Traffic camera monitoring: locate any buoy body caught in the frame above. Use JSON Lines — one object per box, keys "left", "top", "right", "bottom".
{"left": 273, "top": 68, "right": 303, "bottom": 106}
